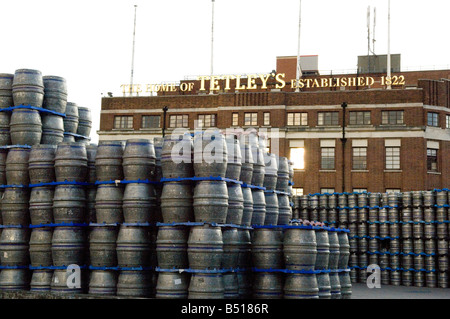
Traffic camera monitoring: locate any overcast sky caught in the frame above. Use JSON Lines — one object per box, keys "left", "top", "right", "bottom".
{"left": 0, "top": 0, "right": 449, "bottom": 143}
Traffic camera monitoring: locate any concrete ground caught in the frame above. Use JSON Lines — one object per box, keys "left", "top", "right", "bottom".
{"left": 351, "top": 282, "right": 450, "bottom": 299}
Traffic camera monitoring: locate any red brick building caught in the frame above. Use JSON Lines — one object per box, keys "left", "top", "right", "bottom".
{"left": 99, "top": 56, "right": 450, "bottom": 195}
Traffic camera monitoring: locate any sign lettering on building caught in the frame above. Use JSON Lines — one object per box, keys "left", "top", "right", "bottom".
{"left": 120, "top": 73, "right": 406, "bottom": 94}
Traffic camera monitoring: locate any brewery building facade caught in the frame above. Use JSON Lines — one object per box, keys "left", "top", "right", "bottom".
{"left": 98, "top": 56, "right": 450, "bottom": 195}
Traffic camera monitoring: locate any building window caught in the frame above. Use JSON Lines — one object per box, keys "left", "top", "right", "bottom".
{"left": 287, "top": 113, "right": 308, "bottom": 126}
{"left": 321, "top": 188, "right": 335, "bottom": 194}
{"left": 141, "top": 115, "right": 160, "bottom": 129}
{"left": 244, "top": 113, "right": 258, "bottom": 126}
{"left": 352, "top": 147, "right": 367, "bottom": 170}
{"left": 386, "top": 189, "right": 401, "bottom": 193}
{"left": 265, "top": 139, "right": 271, "bottom": 154}
{"left": 169, "top": 115, "right": 189, "bottom": 128}
{"left": 353, "top": 188, "right": 368, "bottom": 193}
{"left": 427, "top": 112, "right": 439, "bottom": 127}
{"left": 318, "top": 112, "right": 339, "bottom": 126}
{"left": 427, "top": 149, "right": 438, "bottom": 172}
{"left": 292, "top": 188, "right": 304, "bottom": 196}
{"left": 290, "top": 147, "right": 305, "bottom": 170}
{"left": 382, "top": 111, "right": 404, "bottom": 125}
{"left": 349, "top": 111, "right": 371, "bottom": 125}
{"left": 114, "top": 116, "right": 133, "bottom": 129}
{"left": 232, "top": 113, "right": 239, "bottom": 126}
{"left": 321, "top": 147, "right": 335, "bottom": 170}
{"left": 446, "top": 115, "right": 450, "bottom": 129}
{"left": 197, "top": 114, "right": 216, "bottom": 128}
{"left": 263, "top": 112, "right": 271, "bottom": 126}
{"left": 386, "top": 147, "right": 400, "bottom": 170}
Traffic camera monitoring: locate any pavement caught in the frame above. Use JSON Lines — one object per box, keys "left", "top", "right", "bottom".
{"left": 351, "top": 282, "right": 450, "bottom": 299}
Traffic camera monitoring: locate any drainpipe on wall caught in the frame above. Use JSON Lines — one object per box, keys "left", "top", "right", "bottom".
{"left": 162, "top": 106, "right": 168, "bottom": 137}
{"left": 341, "top": 102, "right": 348, "bottom": 193}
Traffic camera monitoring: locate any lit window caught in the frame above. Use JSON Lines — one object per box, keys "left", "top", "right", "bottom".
{"left": 244, "top": 113, "right": 258, "bottom": 126}
{"left": 290, "top": 147, "right": 305, "bottom": 170}
{"left": 382, "top": 111, "right": 404, "bottom": 125}
{"left": 318, "top": 112, "right": 339, "bottom": 126}
{"left": 263, "top": 112, "right": 271, "bottom": 126}
{"left": 321, "top": 147, "right": 335, "bottom": 170}
{"left": 321, "top": 188, "right": 335, "bottom": 194}
{"left": 427, "top": 148, "right": 438, "bottom": 172}
{"left": 386, "top": 147, "right": 400, "bottom": 170}
{"left": 232, "top": 113, "right": 239, "bottom": 126}
{"left": 265, "top": 139, "right": 271, "bottom": 154}
{"left": 386, "top": 189, "right": 401, "bottom": 193}
{"left": 114, "top": 116, "right": 133, "bottom": 129}
{"left": 353, "top": 188, "right": 368, "bottom": 193}
{"left": 292, "top": 188, "right": 304, "bottom": 196}
{"left": 287, "top": 113, "right": 308, "bottom": 126}
{"left": 141, "top": 115, "right": 160, "bottom": 129}
{"left": 197, "top": 114, "right": 216, "bottom": 128}
{"left": 446, "top": 115, "right": 450, "bottom": 129}
{"left": 169, "top": 115, "right": 189, "bottom": 128}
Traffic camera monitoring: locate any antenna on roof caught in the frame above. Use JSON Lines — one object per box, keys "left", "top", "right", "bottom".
{"left": 130, "top": 5, "right": 138, "bottom": 96}
{"left": 387, "top": 0, "right": 392, "bottom": 89}
{"left": 295, "top": 0, "right": 303, "bottom": 93}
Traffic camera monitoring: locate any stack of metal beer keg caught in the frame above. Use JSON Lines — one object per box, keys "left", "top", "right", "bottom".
{"left": 0, "top": 69, "right": 351, "bottom": 298}
{"left": 293, "top": 189, "right": 450, "bottom": 289}
{"left": 0, "top": 68, "right": 93, "bottom": 292}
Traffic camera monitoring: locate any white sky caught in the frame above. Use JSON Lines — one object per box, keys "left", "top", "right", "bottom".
{"left": 1, "top": 0, "right": 449, "bottom": 143}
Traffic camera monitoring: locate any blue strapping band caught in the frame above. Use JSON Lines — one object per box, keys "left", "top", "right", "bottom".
{"left": 1, "top": 105, "right": 66, "bottom": 117}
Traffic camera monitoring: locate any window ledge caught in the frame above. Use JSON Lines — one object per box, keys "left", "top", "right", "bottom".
{"left": 139, "top": 128, "right": 161, "bottom": 131}
{"left": 317, "top": 125, "right": 341, "bottom": 128}
{"left": 348, "top": 125, "right": 373, "bottom": 128}
{"left": 319, "top": 170, "right": 336, "bottom": 173}
{"left": 112, "top": 128, "right": 134, "bottom": 131}
{"left": 427, "top": 171, "right": 441, "bottom": 175}
{"left": 351, "top": 170, "right": 369, "bottom": 173}
{"left": 384, "top": 170, "right": 402, "bottom": 173}
{"left": 294, "top": 169, "right": 305, "bottom": 172}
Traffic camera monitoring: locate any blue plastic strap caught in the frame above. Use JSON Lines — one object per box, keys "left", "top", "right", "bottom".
{"left": 119, "top": 266, "right": 153, "bottom": 271}
{"left": 121, "top": 179, "right": 162, "bottom": 185}
{"left": 0, "top": 265, "right": 29, "bottom": 270}
{"left": 0, "top": 224, "right": 29, "bottom": 229}
{"left": 29, "top": 265, "right": 88, "bottom": 270}
{"left": 0, "top": 144, "right": 32, "bottom": 149}
{"left": 0, "top": 184, "right": 28, "bottom": 188}
{"left": 121, "top": 222, "right": 153, "bottom": 227}
{"left": 160, "top": 176, "right": 243, "bottom": 185}
{"left": 63, "top": 132, "right": 90, "bottom": 140}
{"left": 156, "top": 222, "right": 253, "bottom": 230}
{"left": 89, "top": 223, "right": 120, "bottom": 227}
{"left": 29, "top": 181, "right": 94, "bottom": 187}
{"left": 29, "top": 222, "right": 89, "bottom": 228}
{"left": 1, "top": 105, "right": 66, "bottom": 117}
{"left": 241, "top": 183, "right": 266, "bottom": 191}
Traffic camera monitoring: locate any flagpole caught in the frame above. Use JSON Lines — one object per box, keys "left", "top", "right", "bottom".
{"left": 130, "top": 5, "right": 138, "bottom": 96}
{"left": 211, "top": 0, "right": 215, "bottom": 78}
{"left": 295, "top": 0, "right": 302, "bottom": 92}
{"left": 387, "top": 0, "right": 392, "bottom": 89}
{"left": 210, "top": 0, "right": 215, "bottom": 95}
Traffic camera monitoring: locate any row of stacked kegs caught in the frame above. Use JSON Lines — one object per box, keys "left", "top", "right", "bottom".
{"left": 293, "top": 189, "right": 450, "bottom": 288}
{"left": 0, "top": 68, "right": 94, "bottom": 293}
{"left": 0, "top": 69, "right": 92, "bottom": 146}
{"left": 0, "top": 123, "right": 352, "bottom": 298}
